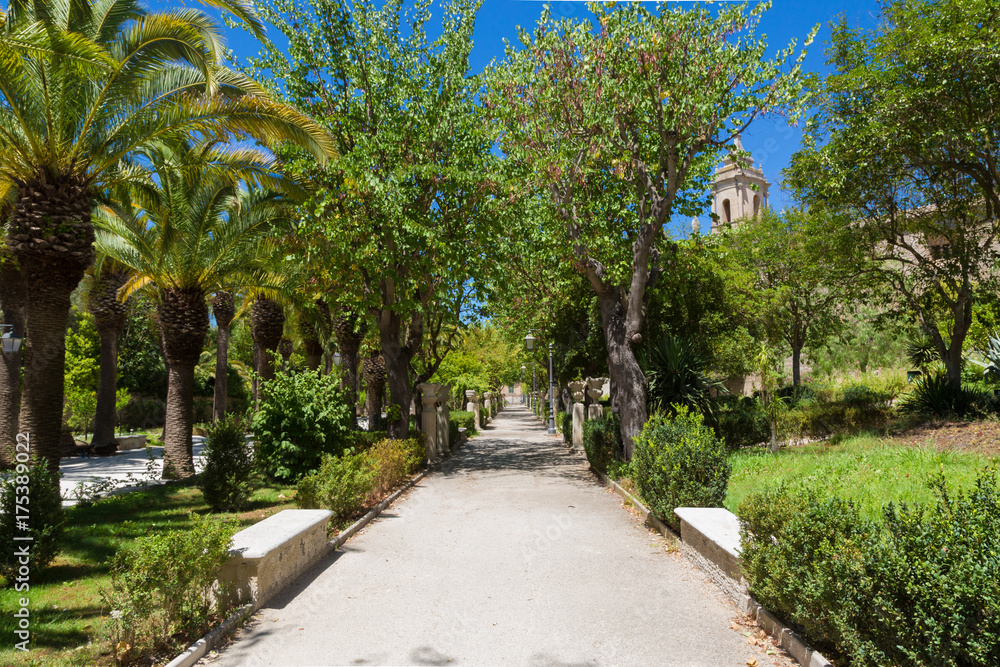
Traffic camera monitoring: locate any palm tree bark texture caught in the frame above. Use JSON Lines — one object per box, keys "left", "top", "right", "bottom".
{"left": 88, "top": 270, "right": 129, "bottom": 449}
{"left": 251, "top": 296, "right": 285, "bottom": 402}
{"left": 158, "top": 288, "right": 209, "bottom": 478}
{"left": 212, "top": 291, "right": 236, "bottom": 422}
{"left": 0, "top": 254, "right": 26, "bottom": 469}
{"left": 329, "top": 303, "right": 364, "bottom": 414}
{"left": 7, "top": 173, "right": 95, "bottom": 472}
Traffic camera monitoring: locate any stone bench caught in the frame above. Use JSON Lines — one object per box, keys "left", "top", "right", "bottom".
{"left": 217, "top": 509, "right": 333, "bottom": 609}
{"left": 115, "top": 434, "right": 148, "bottom": 451}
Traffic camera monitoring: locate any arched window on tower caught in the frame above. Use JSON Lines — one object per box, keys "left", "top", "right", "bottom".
{"left": 722, "top": 199, "right": 731, "bottom": 223}
{"left": 753, "top": 194, "right": 760, "bottom": 217}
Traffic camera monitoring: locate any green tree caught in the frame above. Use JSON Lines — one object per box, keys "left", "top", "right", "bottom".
{"left": 724, "top": 209, "right": 852, "bottom": 387}
{"left": 785, "top": 0, "right": 1000, "bottom": 389}
{"left": 487, "top": 1, "right": 815, "bottom": 456}
{"left": 247, "top": 0, "right": 500, "bottom": 438}
{"left": 96, "top": 140, "right": 302, "bottom": 478}
{"left": 0, "top": 0, "right": 334, "bottom": 470}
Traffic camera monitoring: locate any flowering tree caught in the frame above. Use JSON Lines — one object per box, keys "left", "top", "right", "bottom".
{"left": 487, "top": 1, "right": 814, "bottom": 456}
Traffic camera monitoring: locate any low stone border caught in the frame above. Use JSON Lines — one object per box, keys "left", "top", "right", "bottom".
{"left": 166, "top": 467, "right": 431, "bottom": 667}
{"left": 591, "top": 469, "right": 832, "bottom": 667}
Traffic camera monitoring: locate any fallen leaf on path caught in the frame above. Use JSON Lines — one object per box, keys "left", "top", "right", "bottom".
{"left": 747, "top": 659, "right": 757, "bottom": 667}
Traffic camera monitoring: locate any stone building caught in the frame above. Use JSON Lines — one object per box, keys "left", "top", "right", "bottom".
{"left": 710, "top": 136, "right": 770, "bottom": 231}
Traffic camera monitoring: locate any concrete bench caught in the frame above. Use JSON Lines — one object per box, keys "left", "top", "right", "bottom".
{"left": 673, "top": 507, "right": 743, "bottom": 580}
{"left": 217, "top": 509, "right": 333, "bottom": 609}
{"left": 115, "top": 435, "right": 148, "bottom": 451}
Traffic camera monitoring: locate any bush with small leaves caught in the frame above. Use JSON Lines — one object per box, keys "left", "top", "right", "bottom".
{"left": 199, "top": 415, "right": 254, "bottom": 512}
{"left": 582, "top": 412, "right": 623, "bottom": 474}
{"left": 0, "top": 458, "right": 64, "bottom": 582}
{"left": 101, "top": 514, "right": 235, "bottom": 663}
{"left": 632, "top": 407, "right": 729, "bottom": 531}
{"left": 296, "top": 449, "right": 377, "bottom": 520}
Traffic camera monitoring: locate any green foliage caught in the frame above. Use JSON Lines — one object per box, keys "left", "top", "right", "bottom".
{"left": 366, "top": 437, "right": 424, "bottom": 499}
{"left": 0, "top": 459, "right": 64, "bottom": 581}
{"left": 582, "top": 412, "right": 623, "bottom": 475}
{"left": 449, "top": 410, "right": 477, "bottom": 442}
{"left": 252, "top": 368, "right": 356, "bottom": 483}
{"left": 295, "top": 449, "right": 376, "bottom": 520}
{"left": 739, "top": 473, "right": 1000, "bottom": 666}
{"left": 632, "top": 408, "right": 730, "bottom": 531}
{"left": 64, "top": 310, "right": 100, "bottom": 393}
{"left": 65, "top": 387, "right": 98, "bottom": 437}
{"left": 900, "top": 373, "right": 989, "bottom": 419}
{"left": 906, "top": 332, "right": 938, "bottom": 372}
{"left": 558, "top": 411, "right": 571, "bottom": 444}
{"left": 967, "top": 331, "right": 1000, "bottom": 381}
{"left": 118, "top": 303, "right": 168, "bottom": 397}
{"left": 712, "top": 396, "right": 768, "bottom": 449}
{"left": 432, "top": 326, "right": 522, "bottom": 402}
{"left": 645, "top": 334, "right": 727, "bottom": 418}
{"left": 102, "top": 514, "right": 235, "bottom": 663}
{"left": 199, "top": 415, "right": 254, "bottom": 512}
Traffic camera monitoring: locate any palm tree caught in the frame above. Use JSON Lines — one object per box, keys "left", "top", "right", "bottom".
{"left": 96, "top": 140, "right": 299, "bottom": 478}
{"left": 85, "top": 260, "right": 130, "bottom": 449}
{"left": 250, "top": 295, "right": 285, "bottom": 402}
{"left": 0, "top": 242, "right": 25, "bottom": 469}
{"left": 0, "top": 0, "right": 334, "bottom": 470}
{"left": 211, "top": 291, "right": 236, "bottom": 422}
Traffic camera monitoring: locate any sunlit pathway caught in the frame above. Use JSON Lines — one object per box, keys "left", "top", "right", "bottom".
{"left": 205, "top": 405, "right": 781, "bottom": 667}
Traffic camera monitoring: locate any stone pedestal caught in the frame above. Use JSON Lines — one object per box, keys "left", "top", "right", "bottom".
{"left": 484, "top": 391, "right": 493, "bottom": 421}
{"left": 418, "top": 383, "right": 442, "bottom": 462}
{"left": 569, "top": 381, "right": 586, "bottom": 450}
{"left": 465, "top": 389, "right": 476, "bottom": 413}
{"left": 472, "top": 393, "right": 482, "bottom": 429}
{"left": 586, "top": 377, "right": 606, "bottom": 420}
{"left": 436, "top": 384, "right": 451, "bottom": 455}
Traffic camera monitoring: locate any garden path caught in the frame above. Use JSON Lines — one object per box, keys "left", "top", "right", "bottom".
{"left": 204, "top": 405, "right": 781, "bottom": 667}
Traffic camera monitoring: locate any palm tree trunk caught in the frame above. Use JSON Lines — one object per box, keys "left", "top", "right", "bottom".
{"left": 0, "top": 259, "right": 26, "bottom": 469}
{"left": 90, "top": 329, "right": 120, "bottom": 448}
{"left": 214, "top": 323, "right": 230, "bottom": 422}
{"left": 251, "top": 296, "right": 284, "bottom": 402}
{"left": 163, "top": 360, "right": 196, "bottom": 478}
{"left": 211, "top": 292, "right": 235, "bottom": 422}
{"left": 158, "top": 288, "right": 209, "bottom": 479}
{"left": 89, "top": 270, "right": 128, "bottom": 449}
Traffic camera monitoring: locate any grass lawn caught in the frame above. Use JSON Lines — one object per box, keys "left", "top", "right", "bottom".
{"left": 726, "top": 433, "right": 998, "bottom": 520}
{"left": 0, "top": 480, "right": 297, "bottom": 666}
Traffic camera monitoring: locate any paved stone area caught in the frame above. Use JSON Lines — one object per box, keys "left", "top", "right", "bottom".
{"left": 206, "top": 405, "right": 783, "bottom": 667}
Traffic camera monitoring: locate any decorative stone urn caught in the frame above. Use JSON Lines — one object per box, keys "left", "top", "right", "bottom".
{"left": 586, "top": 377, "right": 607, "bottom": 420}
{"left": 465, "top": 389, "right": 477, "bottom": 413}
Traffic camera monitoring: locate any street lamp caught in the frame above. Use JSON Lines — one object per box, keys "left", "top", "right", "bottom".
{"left": 1, "top": 325, "right": 23, "bottom": 355}
{"left": 332, "top": 351, "right": 342, "bottom": 367}
{"left": 547, "top": 342, "right": 556, "bottom": 435}
{"left": 520, "top": 365, "right": 526, "bottom": 404}
{"left": 524, "top": 332, "right": 536, "bottom": 352}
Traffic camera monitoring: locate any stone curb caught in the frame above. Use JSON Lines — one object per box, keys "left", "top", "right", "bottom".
{"left": 592, "top": 469, "right": 832, "bottom": 667}
{"left": 165, "top": 466, "right": 431, "bottom": 667}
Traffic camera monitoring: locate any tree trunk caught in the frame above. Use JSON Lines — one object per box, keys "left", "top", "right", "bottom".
{"left": 158, "top": 288, "right": 209, "bottom": 479}
{"left": 214, "top": 323, "right": 230, "bottom": 422}
{"left": 91, "top": 330, "right": 120, "bottom": 448}
{"left": 378, "top": 311, "right": 418, "bottom": 440}
{"left": 363, "top": 353, "right": 386, "bottom": 430}
{"left": 301, "top": 319, "right": 324, "bottom": 371}
{"left": 7, "top": 173, "right": 95, "bottom": 472}
{"left": 89, "top": 270, "right": 129, "bottom": 449}
{"left": 597, "top": 292, "right": 647, "bottom": 460}
{"left": 330, "top": 308, "right": 364, "bottom": 414}
{"left": 211, "top": 292, "right": 235, "bottom": 423}
{"left": 791, "top": 344, "right": 802, "bottom": 389}
{"left": 251, "top": 296, "right": 284, "bottom": 402}
{"left": 0, "top": 259, "right": 26, "bottom": 469}
{"left": 163, "top": 360, "right": 196, "bottom": 478}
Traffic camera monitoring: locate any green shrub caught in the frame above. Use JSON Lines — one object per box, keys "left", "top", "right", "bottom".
{"left": 900, "top": 373, "right": 990, "bottom": 419}
{"left": 0, "top": 458, "right": 64, "bottom": 581}
{"left": 199, "top": 415, "right": 253, "bottom": 512}
{"left": 252, "top": 368, "right": 355, "bottom": 482}
{"left": 450, "top": 410, "right": 477, "bottom": 437}
{"left": 739, "top": 473, "right": 1000, "bottom": 666}
{"left": 632, "top": 408, "right": 730, "bottom": 531}
{"left": 366, "top": 437, "right": 424, "bottom": 499}
{"left": 712, "top": 396, "right": 768, "bottom": 449}
{"left": 296, "top": 449, "right": 376, "bottom": 520}
{"left": 557, "top": 411, "right": 571, "bottom": 443}
{"left": 645, "top": 334, "right": 727, "bottom": 417}
{"left": 102, "top": 514, "right": 235, "bottom": 663}
{"left": 780, "top": 399, "right": 895, "bottom": 440}
{"left": 582, "top": 412, "right": 622, "bottom": 473}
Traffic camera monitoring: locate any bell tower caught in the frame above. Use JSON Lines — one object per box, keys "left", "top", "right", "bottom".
{"left": 710, "top": 136, "right": 770, "bottom": 232}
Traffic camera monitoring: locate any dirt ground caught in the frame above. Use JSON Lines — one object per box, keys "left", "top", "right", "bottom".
{"left": 892, "top": 419, "right": 1000, "bottom": 457}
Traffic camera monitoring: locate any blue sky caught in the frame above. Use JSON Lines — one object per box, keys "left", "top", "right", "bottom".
{"left": 211, "top": 0, "right": 882, "bottom": 233}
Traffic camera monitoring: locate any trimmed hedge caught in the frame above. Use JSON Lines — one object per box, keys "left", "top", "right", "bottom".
{"left": 557, "top": 411, "right": 571, "bottom": 443}
{"left": 581, "top": 412, "right": 622, "bottom": 474}
{"left": 740, "top": 473, "right": 1000, "bottom": 666}
{"left": 632, "top": 407, "right": 729, "bottom": 531}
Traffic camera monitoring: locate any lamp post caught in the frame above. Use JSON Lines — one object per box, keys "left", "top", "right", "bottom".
{"left": 1, "top": 325, "right": 23, "bottom": 355}
{"left": 548, "top": 342, "right": 556, "bottom": 435}
{"left": 520, "top": 365, "right": 526, "bottom": 404}
{"left": 525, "top": 331, "right": 537, "bottom": 412}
